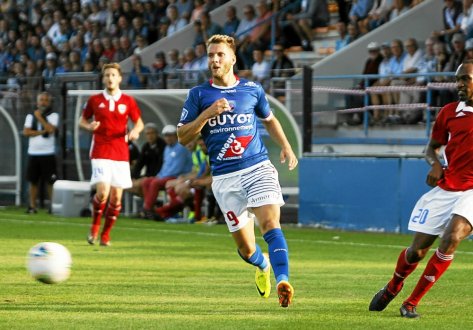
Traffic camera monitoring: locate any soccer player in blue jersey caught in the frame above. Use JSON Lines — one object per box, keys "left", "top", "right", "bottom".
{"left": 177, "top": 34, "right": 298, "bottom": 307}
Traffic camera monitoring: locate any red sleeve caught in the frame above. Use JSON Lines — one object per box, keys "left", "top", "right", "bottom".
{"left": 128, "top": 96, "right": 141, "bottom": 122}
{"left": 431, "top": 105, "right": 449, "bottom": 146}
{"left": 82, "top": 95, "right": 95, "bottom": 119}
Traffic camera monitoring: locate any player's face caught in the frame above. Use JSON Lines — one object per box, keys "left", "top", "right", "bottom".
{"left": 207, "top": 42, "right": 235, "bottom": 80}
{"left": 455, "top": 63, "right": 473, "bottom": 102}
{"left": 102, "top": 68, "right": 122, "bottom": 92}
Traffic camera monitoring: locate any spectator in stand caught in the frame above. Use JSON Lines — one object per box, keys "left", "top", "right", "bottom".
{"left": 336, "top": 0, "right": 352, "bottom": 24}
{"left": 140, "top": 125, "right": 193, "bottom": 219}
{"left": 381, "top": 38, "right": 406, "bottom": 124}
{"left": 133, "top": 34, "right": 148, "bottom": 55}
{"left": 165, "top": 48, "right": 182, "bottom": 86}
{"left": 182, "top": 46, "right": 200, "bottom": 83}
{"left": 347, "top": 41, "right": 384, "bottom": 125}
{"left": 222, "top": 5, "right": 240, "bottom": 37}
{"left": 88, "top": 38, "right": 104, "bottom": 68}
{"left": 433, "top": 0, "right": 463, "bottom": 45}
{"left": 156, "top": 17, "right": 170, "bottom": 40}
{"left": 101, "top": 36, "right": 116, "bottom": 61}
{"left": 392, "top": 38, "right": 425, "bottom": 124}
{"left": 128, "top": 122, "right": 166, "bottom": 198}
{"left": 194, "top": 42, "right": 208, "bottom": 71}
{"left": 193, "top": 10, "right": 222, "bottom": 46}
{"left": 113, "top": 36, "right": 133, "bottom": 62}
{"left": 27, "top": 35, "right": 46, "bottom": 69}
{"left": 368, "top": 42, "right": 392, "bottom": 121}
{"left": 461, "top": 0, "right": 473, "bottom": 39}
{"left": 389, "top": 0, "right": 410, "bottom": 21}
{"left": 42, "top": 52, "right": 58, "bottom": 87}
{"left": 176, "top": 0, "right": 195, "bottom": 18}
{"left": 191, "top": 0, "right": 206, "bottom": 22}
{"left": 167, "top": 4, "right": 188, "bottom": 37}
{"left": 130, "top": 16, "right": 149, "bottom": 44}
{"left": 346, "top": 21, "right": 361, "bottom": 46}
{"left": 465, "top": 38, "right": 473, "bottom": 59}
{"left": 335, "top": 21, "right": 349, "bottom": 51}
{"left": 152, "top": 51, "right": 168, "bottom": 88}
{"left": 239, "top": 0, "right": 272, "bottom": 69}
{"left": 444, "top": 32, "right": 467, "bottom": 72}
{"left": 116, "top": 15, "right": 134, "bottom": 40}
{"left": 270, "top": 43, "right": 295, "bottom": 101}
{"left": 128, "top": 54, "right": 151, "bottom": 89}
{"left": 251, "top": 48, "right": 271, "bottom": 91}
{"left": 69, "top": 50, "right": 82, "bottom": 72}
{"left": 286, "top": 0, "right": 330, "bottom": 50}
{"left": 235, "top": 4, "right": 257, "bottom": 44}
{"left": 349, "top": 0, "right": 374, "bottom": 23}
{"left": 360, "top": 0, "right": 393, "bottom": 33}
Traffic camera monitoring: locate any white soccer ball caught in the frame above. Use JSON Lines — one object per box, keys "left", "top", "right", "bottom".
{"left": 27, "top": 242, "right": 72, "bottom": 284}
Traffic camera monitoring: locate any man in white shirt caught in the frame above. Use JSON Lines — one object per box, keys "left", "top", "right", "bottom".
{"left": 23, "top": 92, "right": 59, "bottom": 213}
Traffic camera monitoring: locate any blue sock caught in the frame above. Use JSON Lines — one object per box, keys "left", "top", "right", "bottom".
{"left": 238, "top": 244, "right": 268, "bottom": 270}
{"left": 263, "top": 228, "right": 289, "bottom": 283}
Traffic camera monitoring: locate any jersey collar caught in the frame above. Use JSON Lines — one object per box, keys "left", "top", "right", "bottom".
{"left": 103, "top": 89, "right": 122, "bottom": 111}
{"left": 455, "top": 101, "right": 473, "bottom": 113}
{"left": 209, "top": 75, "right": 240, "bottom": 89}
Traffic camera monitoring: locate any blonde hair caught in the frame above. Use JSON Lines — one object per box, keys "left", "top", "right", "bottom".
{"left": 207, "top": 34, "right": 236, "bottom": 54}
{"left": 102, "top": 62, "right": 123, "bottom": 76}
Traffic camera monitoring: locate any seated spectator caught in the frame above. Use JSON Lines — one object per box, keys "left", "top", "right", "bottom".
{"left": 360, "top": 0, "right": 393, "bottom": 33}
{"left": 191, "top": 0, "right": 206, "bottom": 22}
{"left": 391, "top": 38, "right": 425, "bottom": 124}
{"left": 235, "top": 4, "right": 257, "bottom": 43}
{"left": 286, "top": 0, "right": 330, "bottom": 50}
{"left": 140, "top": 125, "right": 193, "bottom": 219}
{"left": 113, "top": 36, "right": 133, "bottom": 62}
{"left": 128, "top": 123, "right": 166, "bottom": 197}
{"left": 193, "top": 10, "right": 222, "bottom": 46}
{"left": 349, "top": 0, "right": 375, "bottom": 23}
{"left": 152, "top": 51, "right": 168, "bottom": 88}
{"left": 155, "top": 135, "right": 209, "bottom": 221}
{"left": 443, "top": 32, "right": 466, "bottom": 72}
{"left": 133, "top": 34, "right": 148, "bottom": 56}
{"left": 42, "top": 52, "right": 58, "bottom": 87}
{"left": 346, "top": 41, "right": 383, "bottom": 125}
{"left": 270, "top": 43, "right": 295, "bottom": 101}
{"left": 194, "top": 42, "right": 208, "bottom": 72}
{"left": 167, "top": 5, "right": 188, "bottom": 37}
{"left": 127, "top": 54, "right": 152, "bottom": 89}
{"left": 251, "top": 48, "right": 271, "bottom": 91}
{"left": 223, "top": 5, "right": 240, "bottom": 37}
{"left": 239, "top": 0, "right": 272, "bottom": 69}
{"left": 335, "top": 21, "right": 349, "bottom": 51}
{"left": 433, "top": 0, "right": 463, "bottom": 45}
{"left": 165, "top": 48, "right": 182, "bottom": 87}
{"left": 462, "top": 0, "right": 473, "bottom": 39}
{"left": 370, "top": 42, "right": 394, "bottom": 124}
{"left": 182, "top": 47, "right": 200, "bottom": 85}
{"left": 465, "top": 38, "right": 473, "bottom": 60}
{"left": 388, "top": 0, "right": 410, "bottom": 21}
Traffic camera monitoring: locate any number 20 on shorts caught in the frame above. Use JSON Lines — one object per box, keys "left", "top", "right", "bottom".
{"left": 411, "top": 208, "right": 429, "bottom": 224}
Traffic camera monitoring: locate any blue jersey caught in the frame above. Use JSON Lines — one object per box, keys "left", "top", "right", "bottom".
{"left": 179, "top": 78, "right": 272, "bottom": 176}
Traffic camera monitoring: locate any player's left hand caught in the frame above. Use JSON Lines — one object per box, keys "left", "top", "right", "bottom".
{"left": 280, "top": 147, "right": 298, "bottom": 171}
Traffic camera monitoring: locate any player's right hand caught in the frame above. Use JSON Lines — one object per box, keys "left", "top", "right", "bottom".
{"left": 426, "top": 163, "right": 443, "bottom": 187}
{"left": 207, "top": 98, "right": 231, "bottom": 118}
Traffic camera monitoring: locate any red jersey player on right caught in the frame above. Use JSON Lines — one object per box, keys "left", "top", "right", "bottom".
{"left": 369, "top": 61, "right": 473, "bottom": 318}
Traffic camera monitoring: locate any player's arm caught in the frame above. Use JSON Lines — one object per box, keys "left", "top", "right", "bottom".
{"left": 261, "top": 115, "right": 298, "bottom": 171}
{"left": 178, "top": 98, "right": 230, "bottom": 145}
{"left": 128, "top": 117, "right": 144, "bottom": 141}
{"left": 79, "top": 115, "right": 100, "bottom": 132}
{"left": 425, "top": 137, "right": 444, "bottom": 187}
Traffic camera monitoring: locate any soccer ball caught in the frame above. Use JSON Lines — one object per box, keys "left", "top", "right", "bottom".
{"left": 27, "top": 242, "right": 72, "bottom": 284}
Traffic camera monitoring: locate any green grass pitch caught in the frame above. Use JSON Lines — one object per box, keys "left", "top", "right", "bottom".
{"left": 1, "top": 208, "right": 473, "bottom": 329}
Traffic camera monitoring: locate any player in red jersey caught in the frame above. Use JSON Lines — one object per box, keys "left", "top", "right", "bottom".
{"left": 79, "top": 62, "right": 144, "bottom": 246}
{"left": 369, "top": 61, "right": 473, "bottom": 318}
